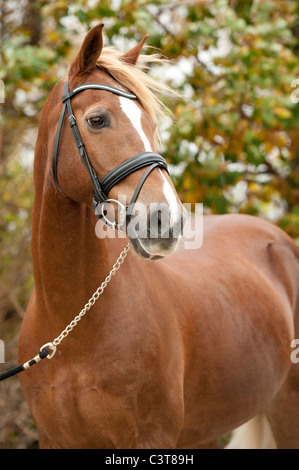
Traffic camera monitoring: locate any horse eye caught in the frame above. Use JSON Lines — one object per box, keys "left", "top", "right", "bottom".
{"left": 87, "top": 116, "right": 105, "bottom": 129}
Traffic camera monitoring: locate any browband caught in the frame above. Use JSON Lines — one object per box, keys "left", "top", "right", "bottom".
{"left": 62, "top": 83, "right": 137, "bottom": 102}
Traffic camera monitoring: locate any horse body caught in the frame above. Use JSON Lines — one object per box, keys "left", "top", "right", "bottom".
{"left": 18, "top": 23, "right": 299, "bottom": 448}
{"left": 19, "top": 203, "right": 299, "bottom": 448}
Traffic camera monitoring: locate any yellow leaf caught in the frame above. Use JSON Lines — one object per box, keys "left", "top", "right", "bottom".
{"left": 49, "top": 31, "right": 60, "bottom": 41}
{"left": 274, "top": 106, "right": 292, "bottom": 119}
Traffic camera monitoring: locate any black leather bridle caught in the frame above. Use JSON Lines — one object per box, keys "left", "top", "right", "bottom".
{"left": 52, "top": 78, "right": 169, "bottom": 228}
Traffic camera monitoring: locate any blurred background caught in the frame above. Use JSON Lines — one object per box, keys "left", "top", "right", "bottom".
{"left": 0, "top": 0, "right": 299, "bottom": 448}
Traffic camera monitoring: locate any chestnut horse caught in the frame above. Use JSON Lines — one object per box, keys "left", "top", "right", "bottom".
{"left": 19, "top": 23, "right": 299, "bottom": 449}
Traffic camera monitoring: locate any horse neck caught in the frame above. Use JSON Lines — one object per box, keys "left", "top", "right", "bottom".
{"left": 31, "top": 160, "right": 111, "bottom": 330}
{"left": 29, "top": 85, "right": 133, "bottom": 338}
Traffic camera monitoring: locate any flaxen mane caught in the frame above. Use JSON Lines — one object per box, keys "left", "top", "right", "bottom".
{"left": 97, "top": 48, "right": 179, "bottom": 147}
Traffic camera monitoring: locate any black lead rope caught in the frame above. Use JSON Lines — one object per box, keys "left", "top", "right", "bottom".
{"left": 0, "top": 347, "right": 49, "bottom": 382}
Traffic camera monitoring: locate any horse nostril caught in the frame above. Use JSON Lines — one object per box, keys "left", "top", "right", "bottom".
{"left": 157, "top": 210, "right": 162, "bottom": 229}
{"left": 147, "top": 205, "right": 172, "bottom": 238}
{"left": 146, "top": 204, "right": 185, "bottom": 240}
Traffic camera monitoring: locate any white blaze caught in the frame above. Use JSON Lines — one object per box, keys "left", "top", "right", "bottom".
{"left": 159, "top": 169, "right": 180, "bottom": 226}
{"left": 119, "top": 96, "right": 152, "bottom": 152}
{"left": 119, "top": 96, "right": 180, "bottom": 226}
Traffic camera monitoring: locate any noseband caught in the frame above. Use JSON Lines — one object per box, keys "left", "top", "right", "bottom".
{"left": 52, "top": 78, "right": 169, "bottom": 228}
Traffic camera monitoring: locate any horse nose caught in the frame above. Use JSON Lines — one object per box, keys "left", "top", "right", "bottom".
{"left": 147, "top": 206, "right": 166, "bottom": 238}
{"left": 147, "top": 204, "right": 184, "bottom": 239}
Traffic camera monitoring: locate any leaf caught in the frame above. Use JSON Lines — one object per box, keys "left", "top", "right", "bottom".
{"left": 273, "top": 106, "right": 292, "bottom": 119}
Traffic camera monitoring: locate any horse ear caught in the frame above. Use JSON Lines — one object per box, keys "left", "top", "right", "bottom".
{"left": 121, "top": 34, "right": 149, "bottom": 65}
{"left": 68, "top": 23, "right": 104, "bottom": 83}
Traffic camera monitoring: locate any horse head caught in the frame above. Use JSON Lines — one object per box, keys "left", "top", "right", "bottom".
{"left": 51, "top": 23, "right": 185, "bottom": 260}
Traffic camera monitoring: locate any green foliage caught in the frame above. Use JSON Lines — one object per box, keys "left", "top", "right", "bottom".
{"left": 62, "top": 0, "right": 299, "bottom": 237}
{"left": 0, "top": 0, "right": 299, "bottom": 449}
{"left": 0, "top": 159, "right": 34, "bottom": 310}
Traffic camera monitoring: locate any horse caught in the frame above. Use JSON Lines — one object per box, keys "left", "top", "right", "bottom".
{"left": 18, "top": 22, "right": 299, "bottom": 449}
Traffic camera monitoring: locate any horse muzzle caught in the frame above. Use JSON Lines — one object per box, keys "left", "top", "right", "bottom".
{"left": 126, "top": 203, "right": 186, "bottom": 259}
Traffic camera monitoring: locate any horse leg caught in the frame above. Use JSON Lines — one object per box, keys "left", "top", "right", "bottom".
{"left": 225, "top": 360, "right": 299, "bottom": 449}
{"left": 263, "top": 363, "right": 299, "bottom": 449}
{"left": 227, "top": 300, "right": 299, "bottom": 449}
{"left": 37, "top": 431, "right": 55, "bottom": 449}
{"left": 264, "top": 301, "right": 299, "bottom": 449}
{"left": 225, "top": 414, "right": 276, "bottom": 449}
{"left": 197, "top": 440, "right": 218, "bottom": 449}
{"left": 266, "top": 389, "right": 299, "bottom": 449}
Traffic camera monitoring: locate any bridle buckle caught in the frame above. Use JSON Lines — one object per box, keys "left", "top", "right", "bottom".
{"left": 94, "top": 199, "right": 127, "bottom": 230}
{"left": 68, "top": 115, "right": 76, "bottom": 126}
